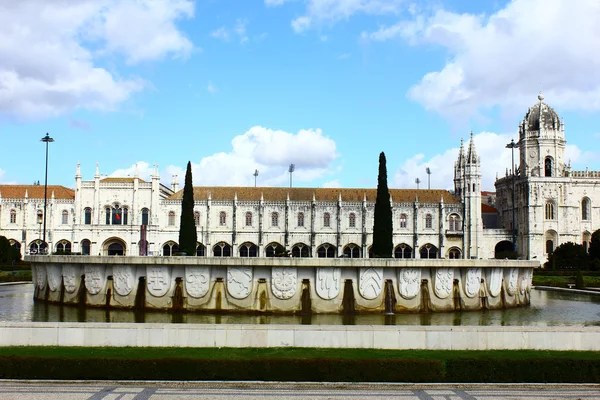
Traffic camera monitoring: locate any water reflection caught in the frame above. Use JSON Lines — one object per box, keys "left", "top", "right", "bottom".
{"left": 2, "top": 284, "right": 600, "bottom": 327}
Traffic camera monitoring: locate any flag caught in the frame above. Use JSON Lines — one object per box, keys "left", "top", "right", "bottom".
{"left": 115, "top": 212, "right": 121, "bottom": 221}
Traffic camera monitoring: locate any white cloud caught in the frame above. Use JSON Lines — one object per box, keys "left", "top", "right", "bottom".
{"left": 211, "top": 19, "right": 250, "bottom": 44}
{"left": 0, "top": 0, "right": 194, "bottom": 120}
{"left": 207, "top": 81, "right": 218, "bottom": 94}
{"left": 110, "top": 162, "right": 153, "bottom": 180}
{"left": 363, "top": 0, "right": 600, "bottom": 120}
{"left": 0, "top": 168, "right": 5, "bottom": 183}
{"left": 322, "top": 179, "right": 342, "bottom": 188}
{"left": 111, "top": 126, "right": 339, "bottom": 187}
{"left": 282, "top": 0, "right": 403, "bottom": 33}
{"left": 210, "top": 26, "right": 230, "bottom": 41}
{"left": 337, "top": 53, "right": 351, "bottom": 60}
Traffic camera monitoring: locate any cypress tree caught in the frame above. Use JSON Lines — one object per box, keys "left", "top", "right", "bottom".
{"left": 372, "top": 152, "right": 393, "bottom": 258}
{"left": 589, "top": 229, "right": 600, "bottom": 261}
{"left": 178, "top": 161, "right": 197, "bottom": 256}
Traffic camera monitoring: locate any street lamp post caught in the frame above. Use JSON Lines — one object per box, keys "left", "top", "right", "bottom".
{"left": 253, "top": 169, "right": 259, "bottom": 187}
{"left": 415, "top": 178, "right": 421, "bottom": 190}
{"left": 41, "top": 133, "right": 54, "bottom": 254}
{"left": 426, "top": 167, "right": 431, "bottom": 189}
{"left": 288, "top": 164, "right": 295, "bottom": 188}
{"left": 505, "top": 139, "right": 518, "bottom": 253}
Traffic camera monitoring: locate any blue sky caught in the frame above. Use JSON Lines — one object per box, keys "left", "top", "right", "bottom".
{"left": 1, "top": 0, "right": 599, "bottom": 191}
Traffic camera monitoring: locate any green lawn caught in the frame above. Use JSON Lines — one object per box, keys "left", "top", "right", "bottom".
{"left": 533, "top": 274, "right": 600, "bottom": 287}
{"left": 0, "top": 270, "right": 31, "bottom": 283}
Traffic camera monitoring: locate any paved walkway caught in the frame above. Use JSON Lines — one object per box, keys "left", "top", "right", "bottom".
{"left": 0, "top": 381, "right": 599, "bottom": 400}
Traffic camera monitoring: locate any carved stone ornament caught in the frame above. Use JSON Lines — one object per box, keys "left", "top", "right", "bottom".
{"left": 464, "top": 268, "right": 481, "bottom": 298}
{"left": 520, "top": 268, "right": 532, "bottom": 294}
{"left": 47, "top": 264, "right": 62, "bottom": 292}
{"left": 271, "top": 267, "right": 297, "bottom": 300}
{"left": 398, "top": 268, "right": 421, "bottom": 300}
{"left": 113, "top": 265, "right": 135, "bottom": 296}
{"left": 62, "top": 265, "right": 78, "bottom": 294}
{"left": 185, "top": 266, "right": 210, "bottom": 298}
{"left": 316, "top": 267, "right": 341, "bottom": 300}
{"left": 434, "top": 268, "right": 454, "bottom": 299}
{"left": 84, "top": 265, "right": 105, "bottom": 295}
{"left": 507, "top": 267, "right": 519, "bottom": 295}
{"left": 227, "top": 266, "right": 253, "bottom": 299}
{"left": 488, "top": 268, "right": 502, "bottom": 297}
{"left": 146, "top": 266, "right": 171, "bottom": 297}
{"left": 35, "top": 266, "right": 47, "bottom": 290}
{"left": 359, "top": 267, "right": 383, "bottom": 300}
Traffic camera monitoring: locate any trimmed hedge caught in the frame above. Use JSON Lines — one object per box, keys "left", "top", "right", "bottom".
{"left": 534, "top": 270, "right": 600, "bottom": 277}
{"left": 1, "top": 355, "right": 600, "bottom": 382}
{"left": 0, "top": 357, "right": 442, "bottom": 382}
{"left": 0, "top": 263, "right": 31, "bottom": 272}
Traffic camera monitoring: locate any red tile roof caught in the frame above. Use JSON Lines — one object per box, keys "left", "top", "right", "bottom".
{"left": 482, "top": 203, "right": 497, "bottom": 213}
{"left": 0, "top": 185, "right": 75, "bottom": 200}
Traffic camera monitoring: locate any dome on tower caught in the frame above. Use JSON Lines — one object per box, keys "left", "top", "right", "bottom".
{"left": 523, "top": 92, "right": 561, "bottom": 131}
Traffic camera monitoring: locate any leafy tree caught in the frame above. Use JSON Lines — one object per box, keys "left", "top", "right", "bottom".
{"left": 371, "top": 152, "right": 393, "bottom": 258}
{"left": 0, "top": 236, "right": 20, "bottom": 264}
{"left": 575, "top": 270, "right": 585, "bottom": 289}
{"left": 178, "top": 161, "right": 197, "bottom": 256}
{"left": 589, "top": 229, "right": 600, "bottom": 261}
{"left": 544, "top": 242, "right": 590, "bottom": 270}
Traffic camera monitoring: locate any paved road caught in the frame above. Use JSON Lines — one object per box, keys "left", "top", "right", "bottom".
{"left": 1, "top": 381, "right": 599, "bottom": 400}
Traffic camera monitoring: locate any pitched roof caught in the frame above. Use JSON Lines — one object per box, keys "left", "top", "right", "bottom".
{"left": 482, "top": 203, "right": 497, "bottom": 213}
{"left": 0, "top": 185, "right": 75, "bottom": 200}
{"left": 168, "top": 187, "right": 460, "bottom": 203}
{"left": 100, "top": 177, "right": 146, "bottom": 183}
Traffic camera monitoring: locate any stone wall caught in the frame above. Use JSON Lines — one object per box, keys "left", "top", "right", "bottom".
{"left": 29, "top": 256, "right": 537, "bottom": 314}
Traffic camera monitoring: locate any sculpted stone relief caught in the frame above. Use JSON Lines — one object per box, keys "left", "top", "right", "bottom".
{"left": 398, "top": 268, "right": 421, "bottom": 300}
{"left": 47, "top": 264, "right": 62, "bottom": 292}
{"left": 506, "top": 267, "right": 519, "bottom": 295}
{"left": 62, "top": 265, "right": 78, "bottom": 294}
{"left": 147, "top": 266, "right": 171, "bottom": 297}
{"left": 434, "top": 268, "right": 454, "bottom": 299}
{"left": 488, "top": 268, "right": 502, "bottom": 297}
{"left": 185, "top": 266, "right": 210, "bottom": 298}
{"left": 271, "top": 267, "right": 297, "bottom": 300}
{"left": 113, "top": 265, "right": 135, "bottom": 296}
{"left": 227, "top": 266, "right": 253, "bottom": 299}
{"left": 35, "top": 266, "right": 47, "bottom": 290}
{"left": 316, "top": 267, "right": 341, "bottom": 300}
{"left": 464, "top": 268, "right": 481, "bottom": 298}
{"left": 359, "top": 267, "right": 383, "bottom": 300}
{"left": 84, "top": 265, "right": 105, "bottom": 295}
{"left": 520, "top": 268, "right": 532, "bottom": 294}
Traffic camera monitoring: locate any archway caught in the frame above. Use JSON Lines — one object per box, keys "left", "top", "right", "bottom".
{"left": 239, "top": 242, "right": 258, "bottom": 257}
{"left": 103, "top": 238, "right": 126, "bottom": 256}
{"left": 265, "top": 242, "right": 285, "bottom": 257}
{"left": 317, "top": 243, "right": 336, "bottom": 258}
{"left": 419, "top": 244, "right": 438, "bottom": 259}
{"left": 342, "top": 243, "right": 361, "bottom": 258}
{"left": 394, "top": 244, "right": 412, "bottom": 259}
{"left": 494, "top": 241, "right": 514, "bottom": 259}
{"left": 291, "top": 243, "right": 310, "bottom": 258}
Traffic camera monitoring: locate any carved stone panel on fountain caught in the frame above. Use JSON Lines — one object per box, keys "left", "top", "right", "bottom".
{"left": 227, "top": 266, "right": 253, "bottom": 299}
{"left": 185, "top": 266, "right": 210, "bottom": 298}
{"left": 316, "top": 267, "right": 341, "bottom": 300}
{"left": 113, "top": 265, "right": 135, "bottom": 296}
{"left": 464, "top": 268, "right": 481, "bottom": 298}
{"left": 36, "top": 266, "right": 47, "bottom": 290}
{"left": 520, "top": 268, "right": 532, "bottom": 294}
{"left": 434, "top": 268, "right": 454, "bottom": 299}
{"left": 147, "top": 266, "right": 171, "bottom": 297}
{"left": 506, "top": 267, "right": 519, "bottom": 295}
{"left": 84, "top": 265, "right": 105, "bottom": 295}
{"left": 359, "top": 267, "right": 383, "bottom": 300}
{"left": 62, "top": 265, "right": 78, "bottom": 294}
{"left": 271, "top": 267, "right": 297, "bottom": 300}
{"left": 398, "top": 268, "right": 421, "bottom": 299}
{"left": 488, "top": 268, "right": 502, "bottom": 297}
{"left": 47, "top": 265, "right": 62, "bottom": 292}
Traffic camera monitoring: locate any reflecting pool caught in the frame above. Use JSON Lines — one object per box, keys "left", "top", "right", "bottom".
{"left": 1, "top": 283, "right": 599, "bottom": 326}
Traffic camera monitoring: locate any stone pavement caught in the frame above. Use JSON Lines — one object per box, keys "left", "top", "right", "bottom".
{"left": 0, "top": 382, "right": 599, "bottom": 400}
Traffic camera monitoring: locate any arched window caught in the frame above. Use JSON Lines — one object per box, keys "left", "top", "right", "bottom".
{"left": 399, "top": 214, "right": 407, "bottom": 228}
{"left": 219, "top": 211, "right": 227, "bottom": 226}
{"left": 162, "top": 241, "right": 179, "bottom": 256}
{"left": 448, "top": 247, "right": 462, "bottom": 259}
{"left": 317, "top": 243, "right": 336, "bottom": 258}
{"left": 425, "top": 214, "right": 433, "bottom": 229}
{"left": 545, "top": 157, "right": 553, "bottom": 177}
{"left": 240, "top": 242, "right": 258, "bottom": 257}
{"left": 323, "top": 212, "right": 331, "bottom": 228}
{"left": 348, "top": 213, "right": 356, "bottom": 228}
{"left": 56, "top": 240, "right": 72, "bottom": 254}
{"left": 105, "top": 207, "right": 111, "bottom": 224}
{"left": 245, "top": 211, "right": 253, "bottom": 226}
{"left": 292, "top": 243, "right": 310, "bottom": 258}
{"left": 545, "top": 230, "right": 557, "bottom": 254}
{"left": 545, "top": 201, "right": 555, "bottom": 220}
{"left": 112, "top": 205, "right": 124, "bottom": 225}
{"left": 449, "top": 214, "right": 461, "bottom": 231}
{"left": 61, "top": 210, "right": 69, "bottom": 225}
{"left": 297, "top": 212, "right": 305, "bottom": 227}
{"left": 420, "top": 244, "right": 438, "bottom": 259}
{"left": 84, "top": 208, "right": 92, "bottom": 225}
{"left": 36, "top": 210, "right": 43, "bottom": 224}
{"left": 168, "top": 211, "right": 176, "bottom": 226}
{"left": 194, "top": 211, "right": 201, "bottom": 226}
{"left": 271, "top": 212, "right": 279, "bottom": 227}
{"left": 10, "top": 210, "right": 16, "bottom": 224}
{"left": 582, "top": 198, "right": 591, "bottom": 221}
{"left": 141, "top": 208, "right": 149, "bottom": 225}
{"left": 546, "top": 239, "right": 554, "bottom": 254}
{"left": 343, "top": 243, "right": 361, "bottom": 258}
{"left": 81, "top": 239, "right": 91, "bottom": 255}
{"left": 394, "top": 244, "right": 412, "bottom": 259}
{"left": 583, "top": 232, "right": 591, "bottom": 253}
{"left": 266, "top": 243, "right": 285, "bottom": 257}
{"left": 213, "top": 242, "right": 231, "bottom": 257}
{"left": 196, "top": 243, "right": 206, "bottom": 256}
